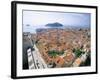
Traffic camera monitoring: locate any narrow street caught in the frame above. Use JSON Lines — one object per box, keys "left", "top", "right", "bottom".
{"left": 27, "top": 41, "right": 48, "bottom": 69}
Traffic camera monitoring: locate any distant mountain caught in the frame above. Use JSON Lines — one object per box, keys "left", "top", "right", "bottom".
{"left": 45, "top": 22, "right": 63, "bottom": 27}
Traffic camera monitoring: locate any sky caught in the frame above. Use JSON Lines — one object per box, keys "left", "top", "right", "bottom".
{"left": 23, "top": 10, "right": 91, "bottom": 33}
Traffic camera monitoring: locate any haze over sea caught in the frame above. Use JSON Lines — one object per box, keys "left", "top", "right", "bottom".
{"left": 23, "top": 10, "right": 91, "bottom": 33}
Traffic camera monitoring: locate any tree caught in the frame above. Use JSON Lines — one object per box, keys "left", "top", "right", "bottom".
{"left": 58, "top": 50, "right": 64, "bottom": 55}
{"left": 74, "top": 48, "right": 84, "bottom": 57}
{"left": 48, "top": 50, "right": 58, "bottom": 58}
{"left": 48, "top": 50, "right": 64, "bottom": 57}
